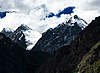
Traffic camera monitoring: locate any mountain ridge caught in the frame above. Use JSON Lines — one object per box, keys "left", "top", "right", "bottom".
{"left": 32, "top": 15, "right": 87, "bottom": 54}
{"left": 36, "top": 16, "right": 100, "bottom": 73}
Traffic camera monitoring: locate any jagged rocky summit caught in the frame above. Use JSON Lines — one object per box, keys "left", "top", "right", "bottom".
{"left": 1, "top": 24, "right": 42, "bottom": 50}
{"left": 32, "top": 15, "right": 87, "bottom": 54}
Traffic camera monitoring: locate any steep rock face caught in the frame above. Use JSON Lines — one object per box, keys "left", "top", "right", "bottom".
{"left": 0, "top": 33, "right": 49, "bottom": 73}
{"left": 1, "top": 24, "right": 42, "bottom": 50}
{"left": 36, "top": 16, "right": 100, "bottom": 73}
{"left": 33, "top": 15, "right": 87, "bottom": 54}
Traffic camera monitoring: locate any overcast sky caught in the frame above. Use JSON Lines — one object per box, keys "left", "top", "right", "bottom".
{"left": 0, "top": 0, "right": 99, "bottom": 33}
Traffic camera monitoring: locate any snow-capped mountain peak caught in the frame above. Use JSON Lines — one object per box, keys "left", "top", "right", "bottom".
{"left": 2, "top": 28, "right": 14, "bottom": 33}
{"left": 67, "top": 15, "right": 88, "bottom": 29}
{"left": 1, "top": 28, "right": 14, "bottom": 37}
{"left": 33, "top": 14, "right": 87, "bottom": 53}
{"left": 16, "top": 24, "right": 32, "bottom": 31}
{"left": 56, "top": 15, "right": 87, "bottom": 30}
{"left": 1, "top": 24, "right": 42, "bottom": 50}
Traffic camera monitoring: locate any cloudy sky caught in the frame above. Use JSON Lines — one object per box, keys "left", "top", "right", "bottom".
{"left": 0, "top": 0, "right": 99, "bottom": 33}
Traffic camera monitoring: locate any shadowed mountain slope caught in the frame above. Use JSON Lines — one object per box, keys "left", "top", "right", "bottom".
{"left": 0, "top": 33, "right": 49, "bottom": 73}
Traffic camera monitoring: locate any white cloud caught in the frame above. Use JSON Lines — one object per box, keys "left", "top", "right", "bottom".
{"left": 0, "top": 11, "right": 68, "bottom": 33}
{"left": 0, "top": 0, "right": 99, "bottom": 33}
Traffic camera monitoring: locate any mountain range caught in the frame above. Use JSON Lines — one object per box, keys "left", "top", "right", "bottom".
{"left": 2, "top": 15, "right": 87, "bottom": 53}
{"left": 0, "top": 14, "right": 100, "bottom": 73}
